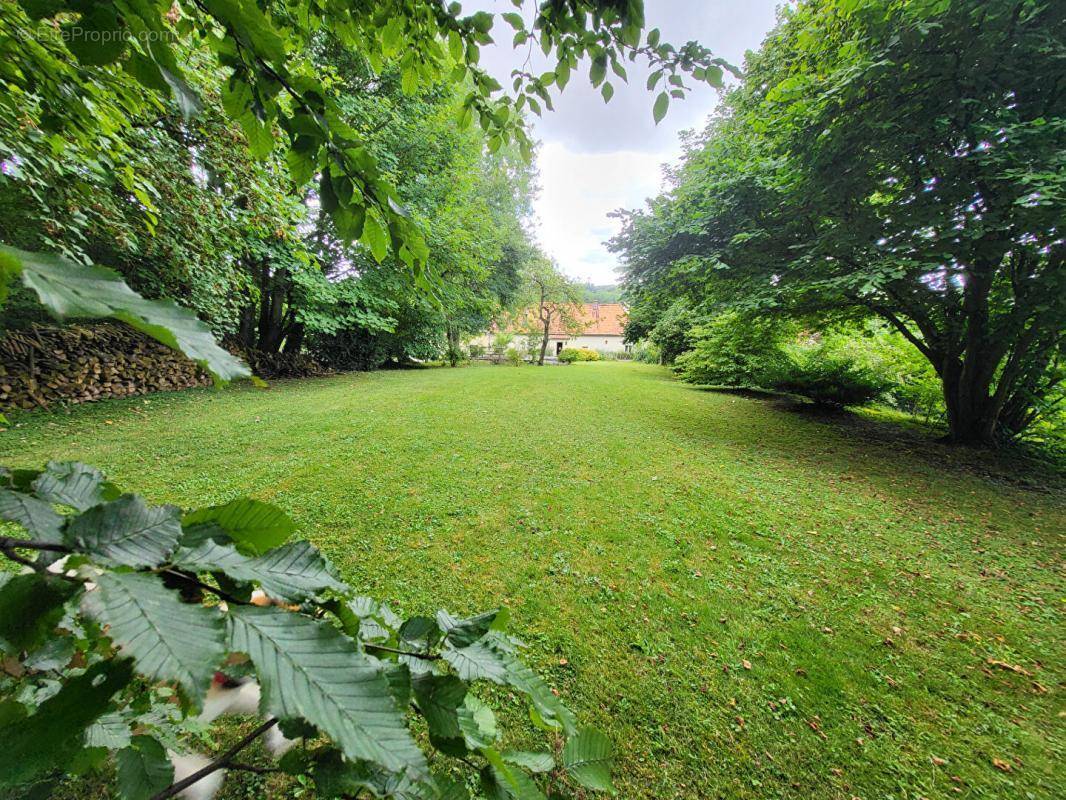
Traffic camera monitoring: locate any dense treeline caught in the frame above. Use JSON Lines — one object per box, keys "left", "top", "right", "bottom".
{"left": 0, "top": 35, "right": 535, "bottom": 372}
{"left": 614, "top": 0, "right": 1065, "bottom": 445}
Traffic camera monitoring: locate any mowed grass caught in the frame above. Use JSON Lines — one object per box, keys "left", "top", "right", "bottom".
{"left": 2, "top": 362, "right": 1063, "bottom": 800}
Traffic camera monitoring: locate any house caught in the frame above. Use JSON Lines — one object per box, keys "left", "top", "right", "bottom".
{"left": 471, "top": 303, "right": 630, "bottom": 357}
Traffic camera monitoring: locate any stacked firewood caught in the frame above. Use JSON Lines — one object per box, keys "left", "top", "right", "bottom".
{"left": 0, "top": 323, "right": 210, "bottom": 411}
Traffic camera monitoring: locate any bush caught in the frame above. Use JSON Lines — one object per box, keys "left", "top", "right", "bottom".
{"left": 771, "top": 346, "right": 890, "bottom": 407}
{"left": 632, "top": 341, "right": 661, "bottom": 363}
{"left": 647, "top": 300, "right": 697, "bottom": 363}
{"left": 505, "top": 347, "right": 525, "bottom": 365}
{"left": 558, "top": 347, "right": 601, "bottom": 363}
{"left": 673, "top": 312, "right": 791, "bottom": 387}
{"left": 468, "top": 343, "right": 486, "bottom": 358}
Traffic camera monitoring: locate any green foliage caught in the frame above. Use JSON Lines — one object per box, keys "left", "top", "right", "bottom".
{"left": 772, "top": 343, "right": 891, "bottom": 408}
{"left": 1, "top": 0, "right": 724, "bottom": 383}
{"left": 646, "top": 300, "right": 697, "bottom": 364}
{"left": 504, "top": 347, "right": 525, "bottom": 366}
{"left": 115, "top": 735, "right": 175, "bottom": 800}
{"left": 823, "top": 324, "right": 944, "bottom": 420}
{"left": 0, "top": 461, "right": 614, "bottom": 799}
{"left": 559, "top": 348, "right": 601, "bottom": 363}
{"left": 630, "top": 341, "right": 661, "bottom": 364}
{"left": 673, "top": 313, "right": 791, "bottom": 388}
{"left": 614, "top": 0, "right": 1066, "bottom": 443}
{"left": 581, "top": 284, "right": 623, "bottom": 303}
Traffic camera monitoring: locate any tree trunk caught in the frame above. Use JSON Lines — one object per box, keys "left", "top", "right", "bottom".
{"left": 282, "top": 322, "right": 304, "bottom": 355}
{"left": 940, "top": 356, "right": 1000, "bottom": 445}
{"left": 257, "top": 267, "right": 288, "bottom": 354}
{"left": 446, "top": 324, "right": 460, "bottom": 367}
{"left": 237, "top": 304, "right": 256, "bottom": 349}
{"left": 538, "top": 315, "right": 550, "bottom": 366}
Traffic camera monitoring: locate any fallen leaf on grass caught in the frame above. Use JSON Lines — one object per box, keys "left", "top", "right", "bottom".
{"left": 987, "top": 659, "right": 1031, "bottom": 676}
{"left": 742, "top": 659, "right": 752, "bottom": 670}
{"left": 991, "top": 758, "right": 1012, "bottom": 772}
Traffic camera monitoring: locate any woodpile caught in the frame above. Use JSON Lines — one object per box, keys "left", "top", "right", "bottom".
{"left": 0, "top": 323, "right": 211, "bottom": 411}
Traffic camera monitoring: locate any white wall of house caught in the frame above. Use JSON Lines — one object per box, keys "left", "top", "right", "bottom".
{"left": 467, "top": 333, "right": 630, "bottom": 356}
{"left": 565, "top": 335, "right": 629, "bottom": 353}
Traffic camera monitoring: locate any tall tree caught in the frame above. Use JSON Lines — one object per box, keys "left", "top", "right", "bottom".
{"left": 614, "top": 0, "right": 1066, "bottom": 444}
{"left": 520, "top": 259, "right": 583, "bottom": 366}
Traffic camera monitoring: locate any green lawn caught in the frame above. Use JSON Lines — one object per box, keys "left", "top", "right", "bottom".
{"left": 3, "top": 362, "right": 1063, "bottom": 799}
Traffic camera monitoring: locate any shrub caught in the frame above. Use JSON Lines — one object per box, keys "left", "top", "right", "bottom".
{"left": 673, "top": 312, "right": 791, "bottom": 387}
{"left": 771, "top": 346, "right": 890, "bottom": 407}
{"left": 468, "top": 343, "right": 486, "bottom": 358}
{"left": 0, "top": 462, "right": 614, "bottom": 799}
{"left": 558, "top": 347, "right": 600, "bottom": 363}
{"left": 632, "top": 341, "right": 661, "bottom": 364}
{"left": 505, "top": 347, "right": 525, "bottom": 365}
{"left": 647, "top": 300, "right": 697, "bottom": 364}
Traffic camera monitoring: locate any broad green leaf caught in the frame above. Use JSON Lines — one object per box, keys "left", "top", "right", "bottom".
{"left": 174, "top": 538, "right": 344, "bottom": 602}
{"left": 23, "top": 636, "right": 75, "bottom": 672}
{"left": 0, "top": 659, "right": 132, "bottom": 788}
{"left": 64, "top": 4, "right": 128, "bottom": 66}
{"left": 312, "top": 749, "right": 443, "bottom": 800}
{"left": 82, "top": 572, "right": 225, "bottom": 708}
{"left": 1, "top": 245, "right": 249, "bottom": 382}
{"left": 501, "top": 751, "right": 554, "bottom": 773}
{"left": 201, "top": 0, "right": 288, "bottom": 63}
{"left": 67, "top": 495, "right": 182, "bottom": 568}
{"left": 85, "top": 712, "right": 133, "bottom": 750}
{"left": 399, "top": 616, "right": 441, "bottom": 651}
{"left": 116, "top": 735, "right": 174, "bottom": 800}
{"left": 182, "top": 498, "right": 294, "bottom": 555}
{"left": 481, "top": 748, "right": 545, "bottom": 800}
{"left": 381, "top": 660, "right": 412, "bottom": 709}
{"left": 362, "top": 213, "right": 390, "bottom": 263}
{"left": 412, "top": 673, "right": 466, "bottom": 754}
{"left": 228, "top": 605, "right": 427, "bottom": 774}
{"left": 652, "top": 91, "right": 669, "bottom": 124}
{"left": 441, "top": 640, "right": 507, "bottom": 682}
{"left": 443, "top": 634, "right": 577, "bottom": 735}
{"left": 562, "top": 728, "right": 614, "bottom": 792}
{"left": 0, "top": 573, "right": 78, "bottom": 653}
{"left": 32, "top": 461, "right": 118, "bottom": 512}
{"left": 0, "top": 488, "right": 64, "bottom": 544}
{"left": 457, "top": 694, "right": 498, "bottom": 750}
{"left": 589, "top": 55, "right": 607, "bottom": 88}
{"left": 437, "top": 609, "right": 498, "bottom": 647}
{"left": 343, "top": 596, "right": 396, "bottom": 642}
{"left": 0, "top": 467, "right": 41, "bottom": 492}
{"left": 501, "top": 12, "right": 524, "bottom": 30}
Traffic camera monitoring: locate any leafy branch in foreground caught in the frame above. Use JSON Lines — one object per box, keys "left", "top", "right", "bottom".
{"left": 0, "top": 461, "right": 613, "bottom": 799}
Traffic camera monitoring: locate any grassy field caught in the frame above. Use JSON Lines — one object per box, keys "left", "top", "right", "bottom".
{"left": 2, "top": 362, "right": 1063, "bottom": 799}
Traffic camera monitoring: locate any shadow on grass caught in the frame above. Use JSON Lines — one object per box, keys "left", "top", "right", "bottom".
{"left": 677, "top": 385, "right": 1065, "bottom": 493}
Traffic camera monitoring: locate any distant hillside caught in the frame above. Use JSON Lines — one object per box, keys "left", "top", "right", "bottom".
{"left": 581, "top": 283, "right": 623, "bottom": 303}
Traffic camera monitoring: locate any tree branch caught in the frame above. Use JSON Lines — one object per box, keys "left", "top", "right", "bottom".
{"left": 0, "top": 536, "right": 70, "bottom": 553}
{"left": 364, "top": 643, "right": 441, "bottom": 661}
{"left": 150, "top": 718, "right": 279, "bottom": 800}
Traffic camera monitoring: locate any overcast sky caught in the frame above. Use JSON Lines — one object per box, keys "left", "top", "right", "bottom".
{"left": 469, "top": 1, "right": 785, "bottom": 284}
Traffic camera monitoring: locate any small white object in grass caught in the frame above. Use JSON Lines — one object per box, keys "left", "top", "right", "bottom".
{"left": 169, "top": 752, "right": 225, "bottom": 800}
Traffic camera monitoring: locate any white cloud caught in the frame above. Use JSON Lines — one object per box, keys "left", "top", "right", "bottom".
{"left": 532, "top": 142, "right": 673, "bottom": 284}
{"left": 469, "top": 0, "right": 784, "bottom": 284}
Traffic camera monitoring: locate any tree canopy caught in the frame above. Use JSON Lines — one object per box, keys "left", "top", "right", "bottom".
{"left": 613, "top": 0, "right": 1065, "bottom": 443}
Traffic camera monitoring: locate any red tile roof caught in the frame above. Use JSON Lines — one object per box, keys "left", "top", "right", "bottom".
{"left": 572, "top": 303, "right": 627, "bottom": 336}
{"left": 499, "top": 303, "right": 627, "bottom": 338}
